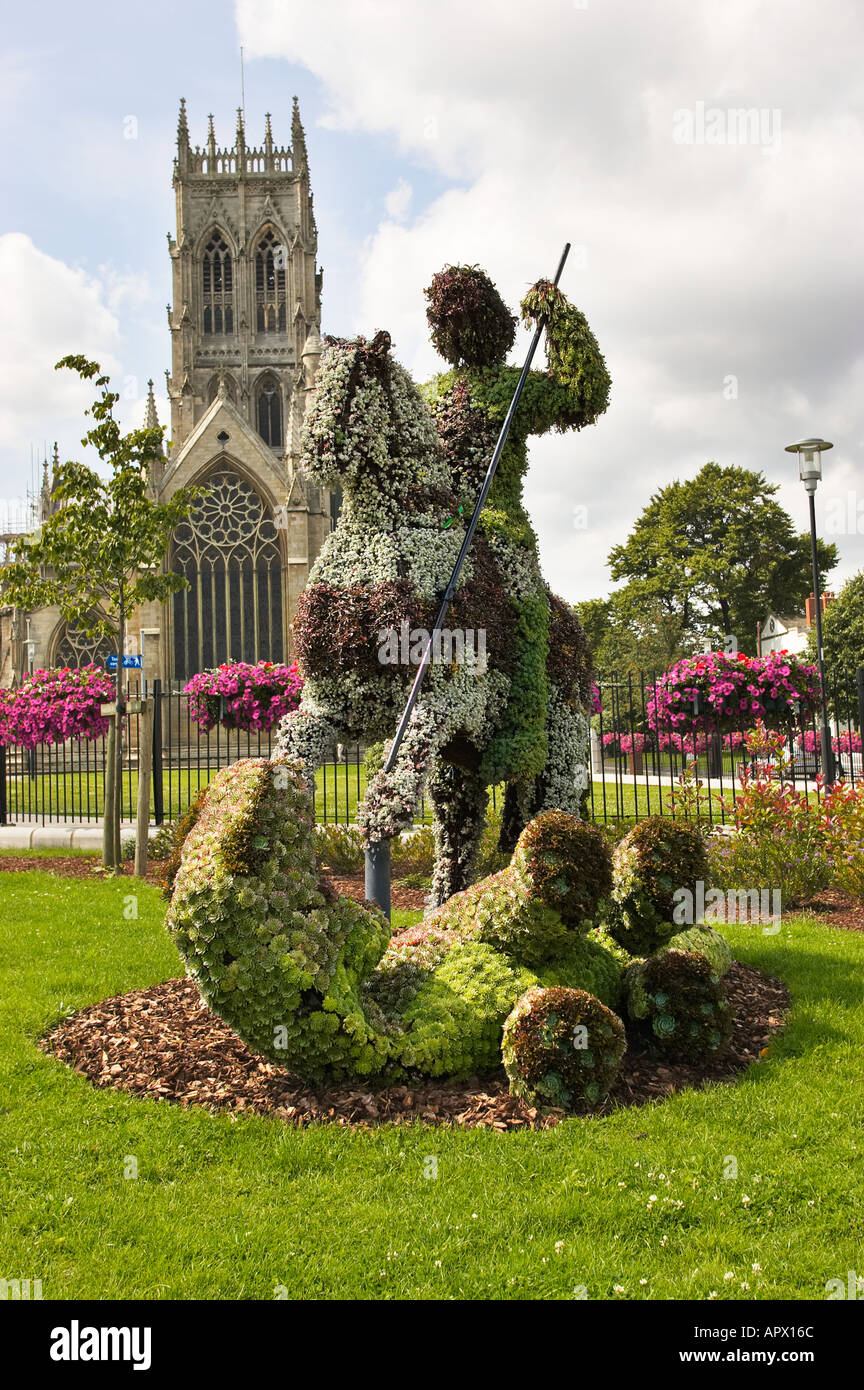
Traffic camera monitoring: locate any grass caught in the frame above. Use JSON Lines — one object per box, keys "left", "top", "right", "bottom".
{"left": 1, "top": 870, "right": 863, "bottom": 1300}
{"left": 1, "top": 762, "right": 437, "bottom": 826}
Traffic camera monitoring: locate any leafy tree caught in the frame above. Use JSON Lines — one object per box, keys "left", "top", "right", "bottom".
{"left": 1, "top": 357, "right": 200, "bottom": 868}
{"left": 808, "top": 570, "right": 864, "bottom": 673}
{"left": 607, "top": 462, "right": 838, "bottom": 655}
{"left": 575, "top": 596, "right": 693, "bottom": 679}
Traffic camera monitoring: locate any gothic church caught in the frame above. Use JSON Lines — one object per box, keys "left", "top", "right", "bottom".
{"left": 1, "top": 98, "right": 333, "bottom": 687}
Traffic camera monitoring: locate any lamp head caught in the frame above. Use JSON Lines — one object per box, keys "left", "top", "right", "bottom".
{"left": 785, "top": 437, "right": 833, "bottom": 494}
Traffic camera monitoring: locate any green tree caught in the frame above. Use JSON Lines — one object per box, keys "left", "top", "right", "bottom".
{"left": 808, "top": 570, "right": 864, "bottom": 673}
{"left": 1, "top": 357, "right": 200, "bottom": 869}
{"left": 607, "top": 462, "right": 838, "bottom": 655}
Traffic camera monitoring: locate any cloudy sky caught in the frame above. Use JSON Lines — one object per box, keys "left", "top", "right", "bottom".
{"left": 2, "top": 0, "right": 862, "bottom": 605}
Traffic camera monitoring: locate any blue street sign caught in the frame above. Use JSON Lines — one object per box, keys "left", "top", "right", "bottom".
{"left": 106, "top": 654, "right": 143, "bottom": 670}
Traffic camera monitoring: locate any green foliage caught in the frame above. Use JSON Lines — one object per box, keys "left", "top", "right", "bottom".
{"left": 610, "top": 817, "right": 709, "bottom": 956}
{"left": 1, "top": 357, "right": 199, "bottom": 653}
{"left": 315, "top": 823, "right": 366, "bottom": 875}
{"left": 0, "top": 356, "right": 201, "bottom": 870}
{"left": 480, "top": 589, "right": 550, "bottom": 784}
{"left": 607, "top": 462, "right": 838, "bottom": 656}
{"left": 363, "top": 741, "right": 386, "bottom": 782}
{"left": 665, "top": 923, "right": 734, "bottom": 976}
{"left": 425, "top": 264, "right": 517, "bottom": 368}
{"left": 166, "top": 759, "right": 393, "bottom": 1080}
{"left": 810, "top": 568, "right": 864, "bottom": 672}
{"left": 502, "top": 986, "right": 626, "bottom": 1110}
{"left": 396, "top": 938, "right": 536, "bottom": 1078}
{"left": 624, "top": 948, "right": 733, "bottom": 1056}
{"left": 513, "top": 811, "right": 613, "bottom": 933}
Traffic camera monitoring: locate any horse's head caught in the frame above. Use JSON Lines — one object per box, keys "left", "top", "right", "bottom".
{"left": 300, "top": 329, "right": 446, "bottom": 507}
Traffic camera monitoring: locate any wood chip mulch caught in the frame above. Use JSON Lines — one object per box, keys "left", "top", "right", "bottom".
{"left": 797, "top": 888, "right": 864, "bottom": 933}
{"left": 40, "top": 961, "right": 789, "bottom": 1132}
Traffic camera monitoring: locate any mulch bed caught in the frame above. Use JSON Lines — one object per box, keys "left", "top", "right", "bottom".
{"left": 797, "top": 888, "right": 864, "bottom": 933}
{"left": 41, "top": 961, "right": 789, "bottom": 1132}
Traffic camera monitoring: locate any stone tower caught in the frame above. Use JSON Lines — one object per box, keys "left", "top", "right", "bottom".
{"left": 145, "top": 97, "right": 333, "bottom": 685}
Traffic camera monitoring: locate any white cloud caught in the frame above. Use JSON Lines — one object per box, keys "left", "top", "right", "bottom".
{"left": 237, "top": 0, "right": 864, "bottom": 602}
{"left": 0, "top": 234, "right": 145, "bottom": 497}
{"left": 384, "top": 177, "right": 413, "bottom": 223}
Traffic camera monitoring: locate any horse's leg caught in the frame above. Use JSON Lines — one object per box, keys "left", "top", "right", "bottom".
{"left": 273, "top": 709, "right": 344, "bottom": 794}
{"left": 532, "top": 694, "right": 591, "bottom": 818}
{"left": 497, "top": 778, "right": 534, "bottom": 854}
{"left": 356, "top": 703, "right": 451, "bottom": 844}
{"left": 427, "top": 759, "right": 488, "bottom": 907}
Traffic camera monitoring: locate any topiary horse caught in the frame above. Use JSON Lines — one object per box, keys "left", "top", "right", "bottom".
{"left": 275, "top": 288, "right": 608, "bottom": 904}
{"left": 166, "top": 759, "right": 735, "bottom": 1111}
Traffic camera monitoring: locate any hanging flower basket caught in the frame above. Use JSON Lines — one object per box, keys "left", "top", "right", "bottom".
{"left": 0, "top": 665, "right": 116, "bottom": 749}
{"left": 184, "top": 661, "right": 304, "bottom": 735}
{"left": 647, "top": 651, "right": 821, "bottom": 736}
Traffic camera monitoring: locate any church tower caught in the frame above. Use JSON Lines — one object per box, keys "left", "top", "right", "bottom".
{"left": 148, "top": 97, "right": 332, "bottom": 684}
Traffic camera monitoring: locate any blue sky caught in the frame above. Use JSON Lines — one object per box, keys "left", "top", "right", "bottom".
{"left": 2, "top": 0, "right": 863, "bottom": 611}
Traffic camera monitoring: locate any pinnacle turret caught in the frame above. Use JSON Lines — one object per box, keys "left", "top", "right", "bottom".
{"left": 177, "top": 97, "right": 189, "bottom": 147}
{"left": 144, "top": 379, "right": 160, "bottom": 432}
{"left": 292, "top": 96, "right": 308, "bottom": 169}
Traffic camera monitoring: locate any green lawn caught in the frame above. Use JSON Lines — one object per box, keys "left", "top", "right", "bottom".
{"left": 1, "top": 762, "right": 435, "bottom": 826}
{"left": 1, "top": 870, "right": 862, "bottom": 1300}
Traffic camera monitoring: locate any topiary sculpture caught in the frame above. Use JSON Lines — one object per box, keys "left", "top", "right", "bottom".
{"left": 608, "top": 816, "right": 709, "bottom": 956}
{"left": 275, "top": 266, "right": 611, "bottom": 908}
{"left": 502, "top": 986, "right": 627, "bottom": 1111}
{"left": 623, "top": 948, "right": 734, "bottom": 1056}
{"left": 166, "top": 763, "right": 735, "bottom": 1108}
{"left": 424, "top": 267, "right": 611, "bottom": 863}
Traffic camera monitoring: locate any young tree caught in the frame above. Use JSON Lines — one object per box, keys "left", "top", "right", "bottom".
{"left": 607, "top": 462, "right": 838, "bottom": 654}
{"left": 1, "top": 357, "right": 201, "bottom": 868}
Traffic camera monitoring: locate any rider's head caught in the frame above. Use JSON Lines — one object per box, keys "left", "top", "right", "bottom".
{"left": 425, "top": 265, "right": 517, "bottom": 368}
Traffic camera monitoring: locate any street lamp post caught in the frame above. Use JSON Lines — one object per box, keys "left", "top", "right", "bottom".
{"left": 784, "top": 437, "right": 835, "bottom": 788}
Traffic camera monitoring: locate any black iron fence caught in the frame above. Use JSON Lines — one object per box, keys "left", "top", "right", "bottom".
{"left": 0, "top": 668, "right": 862, "bottom": 828}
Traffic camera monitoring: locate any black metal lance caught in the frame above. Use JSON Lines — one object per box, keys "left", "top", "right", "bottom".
{"left": 364, "top": 243, "right": 572, "bottom": 916}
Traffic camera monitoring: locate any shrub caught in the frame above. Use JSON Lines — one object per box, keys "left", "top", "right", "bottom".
{"left": 184, "top": 661, "right": 303, "bottom": 735}
{"left": 819, "top": 782, "right": 864, "bottom": 901}
{"left": 314, "top": 824, "right": 365, "bottom": 874}
{"left": 708, "top": 728, "right": 831, "bottom": 908}
{"left": 624, "top": 949, "right": 733, "bottom": 1056}
{"left": 502, "top": 986, "right": 626, "bottom": 1111}
{"left": 610, "top": 817, "right": 708, "bottom": 956}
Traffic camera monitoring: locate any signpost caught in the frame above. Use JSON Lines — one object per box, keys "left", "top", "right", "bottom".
{"left": 106, "top": 654, "right": 143, "bottom": 670}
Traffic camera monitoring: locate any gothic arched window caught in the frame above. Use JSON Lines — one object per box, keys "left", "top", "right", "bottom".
{"left": 202, "top": 232, "right": 233, "bottom": 336}
{"left": 207, "top": 374, "right": 237, "bottom": 405}
{"left": 53, "top": 618, "right": 115, "bottom": 670}
{"left": 255, "top": 229, "right": 287, "bottom": 333}
{"left": 170, "top": 470, "right": 284, "bottom": 681}
{"left": 256, "top": 375, "right": 283, "bottom": 449}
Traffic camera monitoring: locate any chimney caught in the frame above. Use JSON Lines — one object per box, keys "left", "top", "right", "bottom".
{"left": 805, "top": 592, "right": 834, "bottom": 626}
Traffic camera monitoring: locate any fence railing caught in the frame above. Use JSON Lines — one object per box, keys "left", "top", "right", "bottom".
{"left": 0, "top": 668, "right": 862, "bottom": 828}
